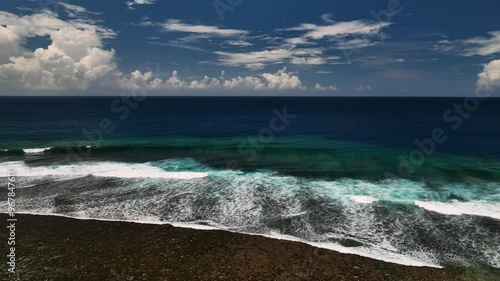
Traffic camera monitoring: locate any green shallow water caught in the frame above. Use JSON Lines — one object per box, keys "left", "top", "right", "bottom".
{"left": 2, "top": 135, "right": 499, "bottom": 185}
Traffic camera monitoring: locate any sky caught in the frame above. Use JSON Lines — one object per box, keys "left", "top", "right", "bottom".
{"left": 0, "top": 0, "right": 499, "bottom": 96}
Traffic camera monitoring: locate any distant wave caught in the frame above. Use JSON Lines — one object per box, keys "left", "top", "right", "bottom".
{"left": 2, "top": 143, "right": 500, "bottom": 185}
{"left": 0, "top": 144, "right": 217, "bottom": 154}
{"left": 0, "top": 147, "right": 54, "bottom": 155}
{"left": 0, "top": 161, "right": 208, "bottom": 180}
{"left": 23, "top": 147, "right": 52, "bottom": 154}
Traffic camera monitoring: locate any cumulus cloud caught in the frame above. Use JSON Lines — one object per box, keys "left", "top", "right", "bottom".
{"left": 477, "top": 60, "right": 500, "bottom": 91}
{"left": 119, "top": 67, "right": 305, "bottom": 90}
{"left": 432, "top": 31, "right": 500, "bottom": 92}
{"left": 356, "top": 85, "right": 373, "bottom": 91}
{"left": 261, "top": 68, "right": 304, "bottom": 89}
{"left": 0, "top": 10, "right": 310, "bottom": 93}
{"left": 314, "top": 83, "right": 338, "bottom": 91}
{"left": 0, "top": 10, "right": 118, "bottom": 90}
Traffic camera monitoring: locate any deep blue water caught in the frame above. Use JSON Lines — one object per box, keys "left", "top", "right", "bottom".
{"left": 1, "top": 97, "right": 500, "bottom": 159}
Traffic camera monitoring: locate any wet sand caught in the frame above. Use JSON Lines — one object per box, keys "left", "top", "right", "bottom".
{"left": 0, "top": 214, "right": 498, "bottom": 281}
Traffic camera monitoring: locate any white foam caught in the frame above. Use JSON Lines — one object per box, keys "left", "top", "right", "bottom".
{"left": 308, "top": 240, "right": 441, "bottom": 268}
{"left": 281, "top": 211, "right": 308, "bottom": 218}
{"left": 23, "top": 147, "right": 51, "bottom": 154}
{"left": 0, "top": 161, "right": 208, "bottom": 180}
{"left": 415, "top": 200, "right": 500, "bottom": 220}
{"left": 349, "top": 196, "right": 379, "bottom": 204}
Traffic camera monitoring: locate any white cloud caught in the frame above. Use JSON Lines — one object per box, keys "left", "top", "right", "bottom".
{"left": 131, "top": 15, "right": 388, "bottom": 70}
{"left": 477, "top": 60, "right": 500, "bottom": 91}
{"left": 356, "top": 85, "right": 373, "bottom": 91}
{"left": 433, "top": 31, "right": 500, "bottom": 57}
{"left": 286, "top": 20, "right": 391, "bottom": 39}
{"left": 464, "top": 31, "right": 500, "bottom": 56}
{"left": 162, "top": 19, "right": 248, "bottom": 37}
{"left": 215, "top": 49, "right": 293, "bottom": 70}
{"left": 222, "top": 76, "right": 266, "bottom": 90}
{"left": 148, "top": 41, "right": 209, "bottom": 53}
{"left": 215, "top": 48, "right": 326, "bottom": 69}
{"left": 225, "top": 40, "right": 252, "bottom": 47}
{"left": 315, "top": 83, "right": 338, "bottom": 91}
{"left": 262, "top": 68, "right": 304, "bottom": 89}
{"left": 233, "top": 18, "right": 391, "bottom": 69}
{"left": 334, "top": 38, "right": 377, "bottom": 50}
{"left": 435, "top": 32, "right": 500, "bottom": 92}
{"left": 291, "top": 56, "right": 341, "bottom": 66}
{"left": 0, "top": 11, "right": 118, "bottom": 90}
{"left": 120, "top": 67, "right": 304, "bottom": 90}
{"left": 291, "top": 57, "right": 326, "bottom": 65}
{"left": 57, "top": 2, "right": 100, "bottom": 18}
{"left": 126, "top": 0, "right": 157, "bottom": 10}
{"left": 320, "top": 13, "right": 335, "bottom": 24}
{"left": 284, "top": 37, "right": 314, "bottom": 45}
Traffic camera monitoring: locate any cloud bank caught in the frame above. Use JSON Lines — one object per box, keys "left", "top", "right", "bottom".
{"left": 477, "top": 60, "right": 500, "bottom": 91}
{"left": 0, "top": 10, "right": 340, "bottom": 92}
{"left": 119, "top": 68, "right": 306, "bottom": 91}
{"left": 0, "top": 10, "right": 117, "bottom": 90}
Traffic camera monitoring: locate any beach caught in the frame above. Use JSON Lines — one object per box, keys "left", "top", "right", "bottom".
{"left": 1, "top": 213, "right": 498, "bottom": 281}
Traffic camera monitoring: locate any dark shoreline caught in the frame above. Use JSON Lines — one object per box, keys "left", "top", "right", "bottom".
{"left": 1, "top": 214, "right": 498, "bottom": 281}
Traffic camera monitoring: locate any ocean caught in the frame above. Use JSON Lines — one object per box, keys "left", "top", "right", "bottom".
{"left": 1, "top": 97, "right": 499, "bottom": 268}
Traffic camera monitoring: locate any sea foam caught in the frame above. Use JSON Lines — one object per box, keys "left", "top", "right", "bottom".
{"left": 23, "top": 147, "right": 51, "bottom": 154}
{"left": 415, "top": 200, "right": 500, "bottom": 220}
{"left": 349, "top": 196, "right": 379, "bottom": 204}
{"left": 0, "top": 161, "right": 208, "bottom": 179}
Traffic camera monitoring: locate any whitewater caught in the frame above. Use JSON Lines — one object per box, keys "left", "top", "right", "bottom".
{"left": 1, "top": 158, "right": 499, "bottom": 269}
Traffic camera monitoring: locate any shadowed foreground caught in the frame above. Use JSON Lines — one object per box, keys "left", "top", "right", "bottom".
{"left": 0, "top": 214, "right": 498, "bottom": 281}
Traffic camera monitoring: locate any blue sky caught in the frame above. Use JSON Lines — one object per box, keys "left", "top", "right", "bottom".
{"left": 0, "top": 0, "right": 499, "bottom": 96}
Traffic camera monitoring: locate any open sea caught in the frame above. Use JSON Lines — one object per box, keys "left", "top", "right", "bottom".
{"left": 1, "top": 97, "right": 499, "bottom": 268}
